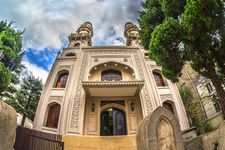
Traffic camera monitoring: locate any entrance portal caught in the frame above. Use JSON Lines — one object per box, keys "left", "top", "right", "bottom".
{"left": 100, "top": 108, "right": 127, "bottom": 136}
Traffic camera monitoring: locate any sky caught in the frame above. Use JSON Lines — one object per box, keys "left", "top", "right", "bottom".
{"left": 0, "top": 0, "right": 142, "bottom": 83}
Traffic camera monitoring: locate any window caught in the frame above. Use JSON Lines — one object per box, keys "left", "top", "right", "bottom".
{"left": 206, "top": 82, "right": 213, "bottom": 93}
{"left": 65, "top": 53, "right": 76, "bottom": 56}
{"left": 100, "top": 108, "right": 127, "bottom": 136}
{"left": 101, "top": 69, "right": 122, "bottom": 81}
{"left": 74, "top": 43, "right": 80, "bottom": 48}
{"left": 46, "top": 104, "right": 60, "bottom": 128}
{"left": 153, "top": 71, "right": 166, "bottom": 86}
{"left": 163, "top": 102, "right": 174, "bottom": 114}
{"left": 55, "top": 71, "right": 69, "bottom": 88}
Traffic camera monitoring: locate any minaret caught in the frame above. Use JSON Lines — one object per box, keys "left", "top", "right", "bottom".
{"left": 124, "top": 22, "right": 141, "bottom": 47}
{"left": 68, "top": 22, "right": 93, "bottom": 48}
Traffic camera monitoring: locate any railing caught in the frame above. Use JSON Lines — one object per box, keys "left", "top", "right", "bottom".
{"left": 14, "top": 126, "right": 64, "bottom": 150}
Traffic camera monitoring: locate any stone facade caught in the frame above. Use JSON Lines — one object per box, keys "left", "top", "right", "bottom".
{"left": 184, "top": 121, "right": 225, "bottom": 150}
{"left": 33, "top": 22, "right": 189, "bottom": 140}
{"left": 0, "top": 101, "right": 17, "bottom": 150}
{"left": 136, "top": 107, "right": 184, "bottom": 150}
{"left": 179, "top": 63, "right": 222, "bottom": 122}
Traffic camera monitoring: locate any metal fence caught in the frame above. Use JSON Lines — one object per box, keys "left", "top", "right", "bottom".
{"left": 14, "top": 126, "right": 64, "bottom": 150}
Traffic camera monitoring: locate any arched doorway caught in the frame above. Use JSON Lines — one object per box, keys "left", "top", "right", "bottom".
{"left": 100, "top": 108, "right": 127, "bottom": 136}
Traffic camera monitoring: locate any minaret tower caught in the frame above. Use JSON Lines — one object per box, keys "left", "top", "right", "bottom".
{"left": 68, "top": 22, "right": 93, "bottom": 48}
{"left": 124, "top": 22, "right": 141, "bottom": 46}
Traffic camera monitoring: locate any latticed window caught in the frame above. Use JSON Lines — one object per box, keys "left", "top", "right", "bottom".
{"left": 153, "top": 72, "right": 166, "bottom": 86}
{"left": 55, "top": 71, "right": 69, "bottom": 88}
{"left": 46, "top": 104, "right": 60, "bottom": 128}
{"left": 101, "top": 69, "right": 122, "bottom": 81}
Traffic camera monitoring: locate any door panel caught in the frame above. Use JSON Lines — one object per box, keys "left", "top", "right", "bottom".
{"left": 100, "top": 108, "right": 127, "bottom": 136}
{"left": 113, "top": 108, "right": 127, "bottom": 135}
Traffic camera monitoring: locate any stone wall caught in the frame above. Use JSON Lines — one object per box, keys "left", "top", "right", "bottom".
{"left": 136, "top": 107, "right": 184, "bottom": 150}
{"left": 184, "top": 121, "right": 225, "bottom": 150}
{"left": 63, "top": 135, "right": 136, "bottom": 150}
{"left": 0, "top": 101, "right": 17, "bottom": 150}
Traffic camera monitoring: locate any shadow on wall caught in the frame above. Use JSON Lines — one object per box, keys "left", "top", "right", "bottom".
{"left": 136, "top": 106, "right": 184, "bottom": 150}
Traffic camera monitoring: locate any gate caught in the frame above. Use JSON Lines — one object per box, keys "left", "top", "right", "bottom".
{"left": 14, "top": 126, "right": 64, "bottom": 150}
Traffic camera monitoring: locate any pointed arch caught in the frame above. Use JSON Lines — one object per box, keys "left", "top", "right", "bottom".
{"left": 152, "top": 69, "right": 167, "bottom": 86}
{"left": 54, "top": 70, "right": 69, "bottom": 88}
{"left": 45, "top": 103, "right": 61, "bottom": 128}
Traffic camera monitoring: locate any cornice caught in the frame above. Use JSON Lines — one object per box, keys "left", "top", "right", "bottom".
{"left": 63, "top": 45, "right": 141, "bottom": 51}
{"left": 82, "top": 80, "right": 145, "bottom": 87}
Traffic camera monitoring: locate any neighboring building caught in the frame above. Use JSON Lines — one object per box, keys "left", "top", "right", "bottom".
{"left": 179, "top": 63, "right": 223, "bottom": 127}
{"left": 33, "top": 22, "right": 189, "bottom": 138}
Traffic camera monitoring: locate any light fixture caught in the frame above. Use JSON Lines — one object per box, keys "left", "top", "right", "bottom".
{"left": 131, "top": 102, "right": 135, "bottom": 111}
{"left": 91, "top": 103, "right": 95, "bottom": 112}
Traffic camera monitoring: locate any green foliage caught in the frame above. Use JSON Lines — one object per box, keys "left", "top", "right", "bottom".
{"left": 179, "top": 85, "right": 199, "bottom": 125}
{"left": 195, "top": 119, "right": 213, "bottom": 135}
{"left": 150, "top": 18, "right": 185, "bottom": 82}
{"left": 0, "top": 63, "right": 11, "bottom": 91}
{"left": 5, "top": 74, "right": 43, "bottom": 121}
{"left": 159, "top": 0, "right": 186, "bottom": 18}
{"left": 181, "top": 0, "right": 225, "bottom": 77}
{"left": 138, "top": 0, "right": 165, "bottom": 49}
{"left": 139, "top": 0, "right": 225, "bottom": 117}
{"left": 0, "top": 20, "right": 23, "bottom": 93}
{"left": 179, "top": 85, "right": 212, "bottom": 134}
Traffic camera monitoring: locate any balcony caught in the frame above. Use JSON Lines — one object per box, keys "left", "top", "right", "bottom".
{"left": 82, "top": 80, "right": 144, "bottom": 97}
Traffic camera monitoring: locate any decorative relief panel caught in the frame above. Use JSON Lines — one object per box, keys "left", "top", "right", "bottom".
{"left": 160, "top": 94, "right": 173, "bottom": 102}
{"left": 48, "top": 96, "right": 63, "bottom": 103}
{"left": 134, "top": 52, "right": 153, "bottom": 114}
{"left": 70, "top": 52, "right": 88, "bottom": 130}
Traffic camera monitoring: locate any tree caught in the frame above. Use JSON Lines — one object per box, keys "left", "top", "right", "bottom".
{"left": 5, "top": 74, "right": 43, "bottom": 126}
{"left": 179, "top": 85, "right": 212, "bottom": 134}
{"left": 139, "top": 0, "right": 225, "bottom": 118}
{"left": 0, "top": 20, "right": 23, "bottom": 93}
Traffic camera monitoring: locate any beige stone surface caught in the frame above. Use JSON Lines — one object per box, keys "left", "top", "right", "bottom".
{"left": 0, "top": 101, "right": 17, "bottom": 150}
{"left": 184, "top": 121, "right": 225, "bottom": 150}
{"left": 33, "top": 22, "right": 189, "bottom": 136}
{"left": 136, "top": 107, "right": 184, "bottom": 150}
{"left": 202, "top": 121, "right": 225, "bottom": 150}
{"left": 63, "top": 135, "right": 136, "bottom": 150}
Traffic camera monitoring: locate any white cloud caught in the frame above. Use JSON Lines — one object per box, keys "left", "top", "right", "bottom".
{"left": 0, "top": 0, "right": 141, "bottom": 50}
{"left": 22, "top": 60, "right": 49, "bottom": 84}
{"left": 0, "top": 0, "right": 141, "bottom": 82}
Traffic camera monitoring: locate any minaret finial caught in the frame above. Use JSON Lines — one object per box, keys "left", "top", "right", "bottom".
{"left": 68, "top": 22, "right": 93, "bottom": 48}
{"left": 124, "top": 22, "right": 140, "bottom": 46}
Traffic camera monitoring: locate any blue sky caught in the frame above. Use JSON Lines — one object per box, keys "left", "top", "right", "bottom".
{"left": 0, "top": 0, "right": 142, "bottom": 83}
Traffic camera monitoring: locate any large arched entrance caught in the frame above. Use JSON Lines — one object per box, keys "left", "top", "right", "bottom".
{"left": 100, "top": 108, "right": 127, "bottom": 136}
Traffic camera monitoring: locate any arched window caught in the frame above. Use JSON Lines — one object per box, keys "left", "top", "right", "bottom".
{"left": 74, "top": 43, "right": 80, "bottom": 48}
{"left": 101, "top": 69, "right": 122, "bottom": 81}
{"left": 163, "top": 102, "right": 174, "bottom": 114}
{"left": 153, "top": 71, "right": 166, "bottom": 86}
{"left": 100, "top": 108, "right": 127, "bottom": 136}
{"left": 45, "top": 103, "right": 61, "bottom": 128}
{"left": 55, "top": 71, "right": 69, "bottom": 88}
{"left": 65, "top": 53, "right": 76, "bottom": 57}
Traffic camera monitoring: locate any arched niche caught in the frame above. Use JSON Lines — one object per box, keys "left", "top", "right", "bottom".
{"left": 88, "top": 61, "right": 135, "bottom": 81}
{"left": 54, "top": 70, "right": 69, "bottom": 88}
{"left": 152, "top": 69, "right": 168, "bottom": 87}
{"left": 136, "top": 107, "right": 184, "bottom": 150}
{"left": 157, "top": 118, "right": 176, "bottom": 150}
{"left": 44, "top": 102, "right": 61, "bottom": 128}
